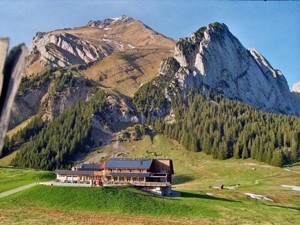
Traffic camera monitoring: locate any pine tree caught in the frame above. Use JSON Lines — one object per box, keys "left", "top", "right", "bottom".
{"left": 241, "top": 145, "right": 249, "bottom": 159}
{"left": 271, "top": 150, "right": 284, "bottom": 167}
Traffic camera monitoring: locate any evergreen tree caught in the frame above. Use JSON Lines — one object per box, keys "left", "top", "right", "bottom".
{"left": 241, "top": 145, "right": 249, "bottom": 159}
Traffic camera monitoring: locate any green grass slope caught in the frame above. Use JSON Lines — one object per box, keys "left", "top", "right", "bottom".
{"left": 0, "top": 151, "right": 19, "bottom": 166}
{"left": 0, "top": 185, "right": 299, "bottom": 225}
{"left": 0, "top": 167, "right": 54, "bottom": 193}
{"left": 0, "top": 134, "right": 299, "bottom": 224}
{"left": 0, "top": 185, "right": 216, "bottom": 218}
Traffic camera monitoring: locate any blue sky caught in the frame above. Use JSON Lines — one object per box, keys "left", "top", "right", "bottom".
{"left": 0, "top": 0, "right": 299, "bottom": 88}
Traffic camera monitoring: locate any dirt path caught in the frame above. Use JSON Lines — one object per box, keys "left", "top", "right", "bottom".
{"left": 0, "top": 183, "right": 36, "bottom": 198}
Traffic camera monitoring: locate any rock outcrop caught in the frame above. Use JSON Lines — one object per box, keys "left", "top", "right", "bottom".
{"left": 9, "top": 82, "right": 49, "bottom": 129}
{"left": 86, "top": 15, "right": 135, "bottom": 28}
{"left": 25, "top": 15, "right": 174, "bottom": 76}
{"left": 169, "top": 22, "right": 300, "bottom": 116}
{"left": 27, "top": 32, "right": 117, "bottom": 68}
{"left": 9, "top": 75, "right": 95, "bottom": 129}
{"left": 10, "top": 16, "right": 175, "bottom": 130}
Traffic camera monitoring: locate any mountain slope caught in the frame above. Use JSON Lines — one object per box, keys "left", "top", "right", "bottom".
{"left": 25, "top": 15, "right": 174, "bottom": 76}
{"left": 172, "top": 22, "right": 300, "bottom": 116}
{"left": 3, "top": 20, "right": 300, "bottom": 169}
{"left": 80, "top": 48, "right": 172, "bottom": 96}
{"left": 9, "top": 16, "right": 174, "bottom": 130}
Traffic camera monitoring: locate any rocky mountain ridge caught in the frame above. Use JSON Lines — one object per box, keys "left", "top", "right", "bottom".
{"left": 25, "top": 15, "right": 174, "bottom": 76}
{"left": 10, "top": 20, "right": 300, "bottom": 133}
{"left": 169, "top": 22, "right": 300, "bottom": 116}
{"left": 3, "top": 18, "right": 300, "bottom": 169}
{"left": 86, "top": 15, "right": 135, "bottom": 28}
{"left": 9, "top": 16, "right": 174, "bottom": 129}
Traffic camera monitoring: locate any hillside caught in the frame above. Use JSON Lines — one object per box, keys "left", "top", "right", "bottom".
{"left": 81, "top": 48, "right": 172, "bottom": 96}
{"left": 8, "top": 15, "right": 174, "bottom": 131}
{"left": 0, "top": 167, "right": 54, "bottom": 193}
{"left": 133, "top": 73, "right": 300, "bottom": 166}
{"left": 25, "top": 15, "right": 174, "bottom": 75}
{"left": 0, "top": 136, "right": 299, "bottom": 224}
{"left": 2, "top": 20, "right": 300, "bottom": 170}
{"left": 170, "top": 23, "right": 300, "bottom": 116}
{"left": 7, "top": 88, "right": 300, "bottom": 170}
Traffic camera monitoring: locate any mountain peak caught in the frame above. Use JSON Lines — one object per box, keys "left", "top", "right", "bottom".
{"left": 208, "top": 22, "right": 228, "bottom": 29}
{"left": 86, "top": 15, "right": 135, "bottom": 28}
{"left": 173, "top": 22, "right": 300, "bottom": 116}
{"left": 24, "top": 15, "right": 175, "bottom": 75}
{"left": 191, "top": 22, "right": 229, "bottom": 42}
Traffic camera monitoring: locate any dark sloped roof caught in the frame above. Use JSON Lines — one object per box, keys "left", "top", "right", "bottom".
{"left": 105, "top": 158, "right": 153, "bottom": 169}
{"left": 55, "top": 169, "right": 95, "bottom": 176}
{"left": 110, "top": 172, "right": 151, "bottom": 177}
{"left": 77, "top": 164, "right": 101, "bottom": 171}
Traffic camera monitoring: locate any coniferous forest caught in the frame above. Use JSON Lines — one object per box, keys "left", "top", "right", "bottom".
{"left": 2, "top": 70, "right": 299, "bottom": 170}
{"left": 10, "top": 89, "right": 106, "bottom": 170}
{"left": 134, "top": 85, "right": 300, "bottom": 167}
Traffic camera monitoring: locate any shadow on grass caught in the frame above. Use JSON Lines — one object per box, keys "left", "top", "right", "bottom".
{"left": 267, "top": 204, "right": 300, "bottom": 212}
{"left": 284, "top": 162, "right": 300, "bottom": 168}
{"left": 148, "top": 130, "right": 159, "bottom": 144}
{"left": 172, "top": 175, "right": 194, "bottom": 185}
{"left": 109, "top": 186, "right": 240, "bottom": 203}
{"left": 180, "top": 191, "right": 240, "bottom": 202}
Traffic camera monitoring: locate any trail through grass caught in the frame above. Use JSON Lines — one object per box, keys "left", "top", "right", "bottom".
{"left": 1, "top": 134, "right": 299, "bottom": 224}
{"left": 0, "top": 167, "right": 54, "bottom": 193}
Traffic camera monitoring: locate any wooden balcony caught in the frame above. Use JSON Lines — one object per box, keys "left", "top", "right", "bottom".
{"left": 103, "top": 180, "right": 170, "bottom": 187}
{"left": 131, "top": 181, "right": 171, "bottom": 187}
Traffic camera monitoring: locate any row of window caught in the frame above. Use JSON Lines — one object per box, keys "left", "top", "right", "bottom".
{"left": 107, "top": 176, "right": 145, "bottom": 182}
{"left": 108, "top": 169, "right": 146, "bottom": 173}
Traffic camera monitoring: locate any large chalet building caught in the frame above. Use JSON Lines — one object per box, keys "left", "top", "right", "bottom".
{"left": 55, "top": 158, "right": 174, "bottom": 196}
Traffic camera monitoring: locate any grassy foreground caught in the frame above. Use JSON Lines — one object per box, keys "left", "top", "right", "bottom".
{"left": 0, "top": 134, "right": 299, "bottom": 224}
{"left": 0, "top": 151, "right": 19, "bottom": 167}
{"left": 0, "top": 184, "right": 299, "bottom": 225}
{"left": 0, "top": 167, "right": 54, "bottom": 193}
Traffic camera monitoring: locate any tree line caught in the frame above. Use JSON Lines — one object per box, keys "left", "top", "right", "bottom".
{"left": 134, "top": 87, "right": 300, "bottom": 167}
{"left": 11, "top": 89, "right": 106, "bottom": 170}
{"left": 0, "top": 117, "right": 45, "bottom": 158}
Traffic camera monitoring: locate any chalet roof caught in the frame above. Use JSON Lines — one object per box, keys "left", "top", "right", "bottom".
{"left": 77, "top": 163, "right": 101, "bottom": 171}
{"left": 105, "top": 158, "right": 153, "bottom": 169}
{"left": 55, "top": 169, "right": 95, "bottom": 176}
{"left": 110, "top": 172, "right": 151, "bottom": 177}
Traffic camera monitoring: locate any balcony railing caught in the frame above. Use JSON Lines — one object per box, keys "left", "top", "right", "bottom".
{"left": 131, "top": 181, "right": 171, "bottom": 187}
{"left": 103, "top": 180, "right": 170, "bottom": 187}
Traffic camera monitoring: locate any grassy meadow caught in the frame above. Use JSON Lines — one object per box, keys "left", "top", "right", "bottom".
{"left": 0, "top": 167, "right": 54, "bottom": 193}
{"left": 0, "top": 134, "right": 299, "bottom": 224}
{"left": 0, "top": 151, "right": 19, "bottom": 167}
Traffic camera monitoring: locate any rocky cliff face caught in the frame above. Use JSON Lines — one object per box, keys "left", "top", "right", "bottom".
{"left": 9, "top": 16, "right": 174, "bottom": 130}
{"left": 25, "top": 15, "right": 174, "bottom": 76}
{"left": 27, "top": 32, "right": 117, "bottom": 68}
{"left": 9, "top": 71, "right": 140, "bottom": 134}
{"left": 170, "top": 22, "right": 300, "bottom": 116}
{"left": 9, "top": 74, "right": 95, "bottom": 129}
{"left": 9, "top": 20, "right": 300, "bottom": 133}
{"left": 9, "top": 81, "right": 49, "bottom": 129}
{"left": 86, "top": 15, "right": 135, "bottom": 28}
